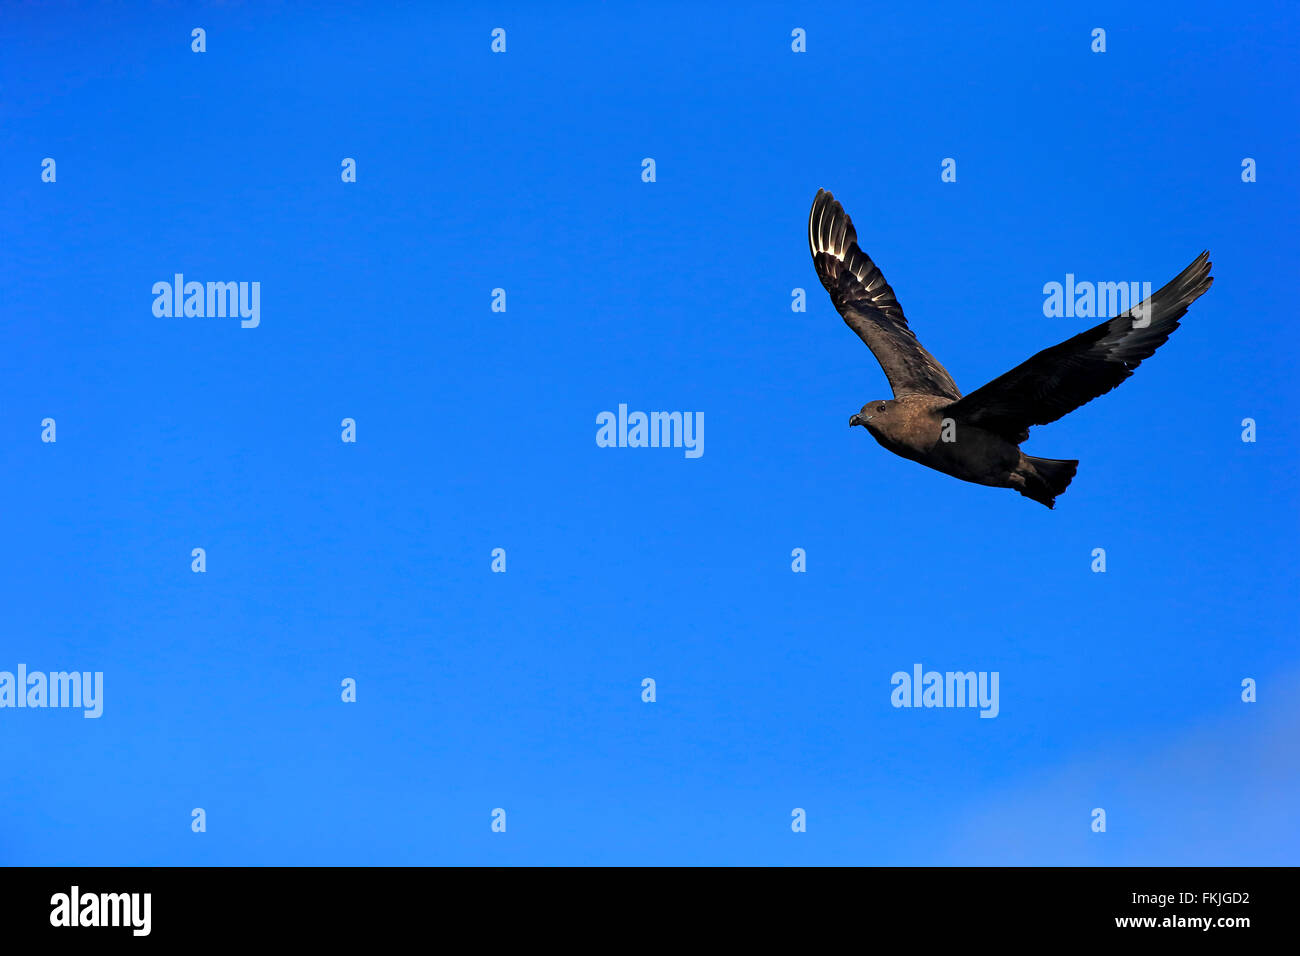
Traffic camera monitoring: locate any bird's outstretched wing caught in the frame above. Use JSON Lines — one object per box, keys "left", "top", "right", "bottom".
{"left": 943, "top": 253, "right": 1213, "bottom": 443}
{"left": 809, "top": 189, "right": 962, "bottom": 400}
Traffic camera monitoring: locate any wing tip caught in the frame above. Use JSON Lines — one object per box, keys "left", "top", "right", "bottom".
{"left": 1142, "top": 250, "right": 1213, "bottom": 317}
{"left": 1184, "top": 250, "right": 1214, "bottom": 299}
{"left": 808, "top": 188, "right": 854, "bottom": 260}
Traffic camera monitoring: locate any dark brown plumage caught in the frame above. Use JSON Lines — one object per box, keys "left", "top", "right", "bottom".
{"left": 808, "top": 188, "right": 1214, "bottom": 508}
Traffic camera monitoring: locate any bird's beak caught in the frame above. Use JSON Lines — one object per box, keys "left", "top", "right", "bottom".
{"left": 849, "top": 414, "right": 870, "bottom": 427}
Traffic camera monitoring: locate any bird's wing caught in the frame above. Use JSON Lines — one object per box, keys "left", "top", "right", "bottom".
{"left": 943, "top": 252, "right": 1213, "bottom": 443}
{"left": 809, "top": 189, "right": 962, "bottom": 400}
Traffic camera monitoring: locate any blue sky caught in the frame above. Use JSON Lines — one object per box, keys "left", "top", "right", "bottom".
{"left": 1, "top": 1, "right": 1296, "bottom": 865}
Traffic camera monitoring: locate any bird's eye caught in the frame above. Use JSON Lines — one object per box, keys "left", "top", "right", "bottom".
{"left": 878, "top": 404, "right": 887, "bottom": 412}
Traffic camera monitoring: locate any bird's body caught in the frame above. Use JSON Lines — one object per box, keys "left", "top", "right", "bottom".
{"left": 860, "top": 395, "right": 1016, "bottom": 482}
{"left": 808, "top": 189, "right": 1213, "bottom": 508}
{"left": 855, "top": 394, "right": 1074, "bottom": 506}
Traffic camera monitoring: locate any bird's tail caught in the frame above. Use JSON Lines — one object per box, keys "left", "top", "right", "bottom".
{"left": 1020, "top": 456, "right": 1079, "bottom": 509}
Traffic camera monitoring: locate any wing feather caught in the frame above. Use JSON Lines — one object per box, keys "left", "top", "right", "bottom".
{"left": 943, "top": 253, "right": 1213, "bottom": 442}
{"left": 808, "top": 189, "right": 962, "bottom": 400}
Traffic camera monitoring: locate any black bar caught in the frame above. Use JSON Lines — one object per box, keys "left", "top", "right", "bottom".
{"left": 0, "top": 866, "right": 1277, "bottom": 942}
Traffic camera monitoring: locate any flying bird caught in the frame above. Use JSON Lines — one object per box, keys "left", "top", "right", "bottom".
{"left": 808, "top": 188, "right": 1213, "bottom": 508}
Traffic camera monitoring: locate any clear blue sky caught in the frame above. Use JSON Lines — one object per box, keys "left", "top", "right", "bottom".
{"left": 2, "top": 1, "right": 1296, "bottom": 865}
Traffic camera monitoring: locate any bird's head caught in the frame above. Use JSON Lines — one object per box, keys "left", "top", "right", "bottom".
{"left": 850, "top": 400, "right": 894, "bottom": 432}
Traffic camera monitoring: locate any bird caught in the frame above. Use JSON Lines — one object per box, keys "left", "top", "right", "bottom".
{"left": 808, "top": 188, "right": 1213, "bottom": 508}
